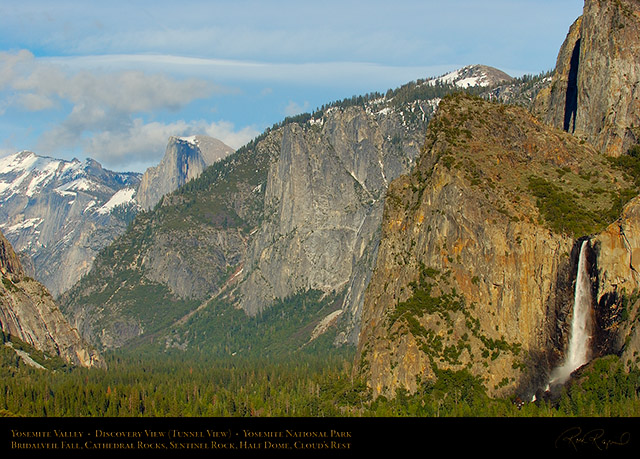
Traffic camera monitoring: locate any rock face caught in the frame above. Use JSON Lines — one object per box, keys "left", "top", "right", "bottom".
{"left": 536, "top": 0, "right": 640, "bottom": 157}
{"left": 0, "top": 230, "right": 103, "bottom": 368}
{"left": 0, "top": 151, "right": 141, "bottom": 297}
{"left": 591, "top": 196, "right": 640, "bottom": 369}
{"left": 352, "top": 0, "right": 640, "bottom": 400}
{"left": 356, "top": 94, "right": 636, "bottom": 399}
{"left": 136, "top": 136, "right": 234, "bottom": 210}
{"left": 236, "top": 105, "right": 426, "bottom": 346}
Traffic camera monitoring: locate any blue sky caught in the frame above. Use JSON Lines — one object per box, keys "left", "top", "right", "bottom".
{"left": 0, "top": 0, "right": 584, "bottom": 172}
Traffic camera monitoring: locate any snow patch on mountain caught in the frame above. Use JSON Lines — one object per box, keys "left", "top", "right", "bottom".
{"left": 3, "top": 217, "right": 44, "bottom": 235}
{"left": 97, "top": 187, "right": 137, "bottom": 215}
{"left": 178, "top": 135, "right": 199, "bottom": 146}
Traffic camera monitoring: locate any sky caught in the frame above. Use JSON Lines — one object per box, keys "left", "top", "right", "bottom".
{"left": 0, "top": 0, "right": 585, "bottom": 172}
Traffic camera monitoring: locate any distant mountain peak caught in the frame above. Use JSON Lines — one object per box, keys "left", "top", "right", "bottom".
{"left": 0, "top": 150, "right": 142, "bottom": 296}
{"left": 136, "top": 135, "right": 234, "bottom": 210}
{"left": 428, "top": 64, "right": 513, "bottom": 89}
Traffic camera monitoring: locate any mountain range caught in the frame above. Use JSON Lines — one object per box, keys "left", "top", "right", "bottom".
{"left": 0, "top": 135, "right": 233, "bottom": 298}
{"left": 56, "top": 63, "right": 527, "bottom": 353}
{"left": 0, "top": 152, "right": 140, "bottom": 298}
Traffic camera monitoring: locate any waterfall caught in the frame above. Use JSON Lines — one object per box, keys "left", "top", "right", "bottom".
{"left": 549, "top": 239, "right": 593, "bottom": 387}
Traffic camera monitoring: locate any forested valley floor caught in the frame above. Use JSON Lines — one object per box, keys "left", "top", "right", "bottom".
{"left": 1, "top": 342, "right": 640, "bottom": 418}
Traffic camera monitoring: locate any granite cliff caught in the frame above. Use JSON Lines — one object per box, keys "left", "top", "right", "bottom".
{"left": 535, "top": 0, "right": 640, "bottom": 157}
{"left": 136, "top": 135, "right": 234, "bottom": 211}
{"left": 234, "top": 104, "right": 428, "bottom": 346}
{"left": 591, "top": 196, "right": 640, "bottom": 370}
{"left": 356, "top": 93, "right": 639, "bottom": 399}
{"left": 1, "top": 230, "right": 103, "bottom": 368}
{"left": 354, "top": 0, "right": 640, "bottom": 403}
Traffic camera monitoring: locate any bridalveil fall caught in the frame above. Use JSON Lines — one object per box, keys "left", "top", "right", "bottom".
{"left": 550, "top": 239, "right": 594, "bottom": 386}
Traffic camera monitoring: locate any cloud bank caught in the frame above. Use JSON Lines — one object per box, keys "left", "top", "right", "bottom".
{"left": 0, "top": 50, "right": 258, "bottom": 170}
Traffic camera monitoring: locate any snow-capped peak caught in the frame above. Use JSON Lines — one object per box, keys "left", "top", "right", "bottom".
{"left": 1, "top": 151, "right": 68, "bottom": 198}
{"left": 427, "top": 65, "right": 513, "bottom": 89}
{"left": 0, "top": 150, "right": 142, "bottom": 202}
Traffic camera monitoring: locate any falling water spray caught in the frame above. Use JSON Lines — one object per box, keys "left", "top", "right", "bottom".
{"left": 549, "top": 239, "right": 594, "bottom": 386}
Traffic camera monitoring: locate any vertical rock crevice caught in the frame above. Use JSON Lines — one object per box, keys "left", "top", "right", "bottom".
{"left": 537, "top": 0, "right": 640, "bottom": 157}
{"left": 563, "top": 38, "right": 581, "bottom": 133}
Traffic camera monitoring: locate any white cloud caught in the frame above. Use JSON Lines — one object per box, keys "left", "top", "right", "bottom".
{"left": 62, "top": 118, "right": 259, "bottom": 171}
{"left": 0, "top": 50, "right": 258, "bottom": 171}
{"left": 84, "top": 119, "right": 189, "bottom": 165}
{"left": 5, "top": 54, "right": 213, "bottom": 114}
{"left": 202, "top": 121, "right": 260, "bottom": 150}
{"left": 1, "top": 50, "right": 457, "bottom": 171}
{"left": 0, "top": 50, "right": 34, "bottom": 89}
{"left": 16, "top": 93, "right": 57, "bottom": 111}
